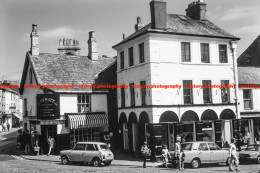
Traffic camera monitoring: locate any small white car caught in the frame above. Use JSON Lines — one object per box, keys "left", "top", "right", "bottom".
{"left": 60, "top": 142, "right": 114, "bottom": 167}
{"left": 239, "top": 144, "right": 260, "bottom": 164}
{"left": 169, "top": 142, "right": 230, "bottom": 168}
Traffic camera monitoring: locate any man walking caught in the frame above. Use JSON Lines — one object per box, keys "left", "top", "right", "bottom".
{"left": 24, "top": 130, "right": 31, "bottom": 155}
{"left": 229, "top": 138, "right": 240, "bottom": 172}
{"left": 141, "top": 142, "right": 150, "bottom": 168}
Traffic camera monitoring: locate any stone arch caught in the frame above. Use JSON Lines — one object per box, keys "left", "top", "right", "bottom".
{"left": 128, "top": 112, "right": 138, "bottom": 123}
{"left": 138, "top": 111, "right": 149, "bottom": 148}
{"left": 118, "top": 112, "right": 127, "bottom": 150}
{"left": 220, "top": 109, "right": 236, "bottom": 120}
{"left": 139, "top": 111, "right": 149, "bottom": 124}
{"left": 159, "top": 111, "right": 179, "bottom": 123}
{"left": 181, "top": 110, "right": 199, "bottom": 122}
{"left": 201, "top": 109, "right": 218, "bottom": 121}
{"left": 119, "top": 112, "right": 127, "bottom": 123}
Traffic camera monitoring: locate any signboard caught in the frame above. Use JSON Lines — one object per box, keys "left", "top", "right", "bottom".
{"left": 37, "top": 94, "right": 60, "bottom": 119}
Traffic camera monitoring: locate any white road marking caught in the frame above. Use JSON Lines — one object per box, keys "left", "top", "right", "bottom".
{"left": 11, "top": 155, "right": 30, "bottom": 161}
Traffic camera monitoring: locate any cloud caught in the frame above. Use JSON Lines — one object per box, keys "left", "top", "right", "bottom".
{"left": 220, "top": 6, "right": 259, "bottom": 21}
{"left": 233, "top": 24, "right": 260, "bottom": 35}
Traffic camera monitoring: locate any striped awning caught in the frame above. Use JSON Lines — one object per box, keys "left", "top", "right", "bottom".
{"left": 68, "top": 113, "right": 108, "bottom": 129}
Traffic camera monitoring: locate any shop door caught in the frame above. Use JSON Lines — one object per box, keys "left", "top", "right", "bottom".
{"left": 214, "top": 120, "right": 222, "bottom": 148}
{"left": 123, "top": 123, "right": 129, "bottom": 150}
{"left": 41, "top": 125, "right": 57, "bottom": 154}
{"left": 195, "top": 122, "right": 204, "bottom": 141}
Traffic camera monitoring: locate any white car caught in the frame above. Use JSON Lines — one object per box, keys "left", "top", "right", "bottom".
{"left": 169, "top": 142, "right": 230, "bottom": 168}
{"left": 60, "top": 142, "right": 114, "bottom": 167}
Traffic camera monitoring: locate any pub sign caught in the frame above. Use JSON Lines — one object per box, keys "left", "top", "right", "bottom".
{"left": 37, "top": 94, "right": 60, "bottom": 119}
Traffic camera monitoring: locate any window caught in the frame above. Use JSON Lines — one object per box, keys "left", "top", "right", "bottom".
{"left": 139, "top": 43, "right": 144, "bottom": 63}
{"left": 243, "top": 89, "right": 252, "bottom": 110}
{"left": 29, "top": 68, "right": 33, "bottom": 84}
{"left": 201, "top": 43, "right": 210, "bottom": 63}
{"left": 140, "top": 81, "right": 146, "bottom": 105}
{"left": 77, "top": 95, "right": 90, "bottom": 113}
{"left": 73, "top": 143, "right": 86, "bottom": 150}
{"left": 181, "top": 42, "right": 191, "bottom": 62}
{"left": 219, "top": 45, "right": 227, "bottom": 63}
{"left": 202, "top": 80, "right": 212, "bottom": 103}
{"left": 24, "top": 98, "right": 27, "bottom": 116}
{"left": 183, "top": 80, "right": 193, "bottom": 104}
{"left": 121, "top": 88, "right": 125, "bottom": 108}
{"left": 120, "top": 51, "right": 124, "bottom": 69}
{"left": 130, "top": 83, "right": 135, "bottom": 106}
{"left": 221, "top": 80, "right": 230, "bottom": 103}
{"left": 70, "top": 128, "right": 100, "bottom": 148}
{"left": 198, "top": 143, "right": 208, "bottom": 151}
{"left": 128, "top": 47, "right": 134, "bottom": 66}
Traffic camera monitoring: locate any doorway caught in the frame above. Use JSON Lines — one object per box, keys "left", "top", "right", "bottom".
{"left": 41, "top": 125, "right": 57, "bottom": 154}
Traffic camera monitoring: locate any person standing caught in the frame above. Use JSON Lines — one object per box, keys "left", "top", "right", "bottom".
{"left": 7, "top": 123, "right": 10, "bottom": 132}
{"left": 254, "top": 131, "right": 260, "bottom": 151}
{"left": 47, "top": 136, "right": 55, "bottom": 156}
{"left": 141, "top": 142, "right": 150, "bottom": 168}
{"left": 229, "top": 138, "right": 240, "bottom": 172}
{"left": 34, "top": 131, "right": 40, "bottom": 155}
{"left": 174, "top": 135, "right": 183, "bottom": 170}
{"left": 161, "top": 145, "right": 171, "bottom": 168}
{"left": 24, "top": 130, "right": 31, "bottom": 155}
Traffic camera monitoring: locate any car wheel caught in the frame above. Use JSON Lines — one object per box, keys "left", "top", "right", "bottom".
{"left": 257, "top": 156, "right": 260, "bottom": 164}
{"left": 226, "top": 157, "right": 231, "bottom": 166}
{"left": 104, "top": 161, "right": 111, "bottom": 166}
{"left": 191, "top": 158, "right": 200, "bottom": 169}
{"left": 61, "top": 156, "right": 70, "bottom": 165}
{"left": 92, "top": 158, "right": 101, "bottom": 167}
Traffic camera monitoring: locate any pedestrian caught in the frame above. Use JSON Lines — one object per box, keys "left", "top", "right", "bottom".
{"left": 34, "top": 131, "right": 40, "bottom": 155}
{"left": 103, "top": 132, "right": 113, "bottom": 148}
{"left": 7, "top": 123, "right": 10, "bottom": 132}
{"left": 161, "top": 145, "right": 171, "bottom": 168}
{"left": 174, "top": 135, "right": 183, "bottom": 170}
{"left": 47, "top": 136, "right": 55, "bottom": 156}
{"left": 180, "top": 147, "right": 185, "bottom": 170}
{"left": 0, "top": 124, "right": 2, "bottom": 135}
{"left": 254, "top": 131, "right": 260, "bottom": 151}
{"left": 24, "top": 130, "right": 31, "bottom": 155}
{"left": 229, "top": 138, "right": 240, "bottom": 172}
{"left": 141, "top": 141, "right": 150, "bottom": 168}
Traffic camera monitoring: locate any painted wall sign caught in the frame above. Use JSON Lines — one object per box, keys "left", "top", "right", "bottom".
{"left": 37, "top": 94, "right": 60, "bottom": 119}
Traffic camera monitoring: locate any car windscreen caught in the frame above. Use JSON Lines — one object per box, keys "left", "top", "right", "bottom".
{"left": 181, "top": 143, "right": 192, "bottom": 151}
{"left": 100, "top": 144, "right": 109, "bottom": 150}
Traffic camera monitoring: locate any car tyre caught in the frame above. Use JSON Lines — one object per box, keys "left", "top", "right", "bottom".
{"left": 257, "top": 156, "right": 260, "bottom": 164}
{"left": 191, "top": 158, "right": 200, "bottom": 169}
{"left": 226, "top": 157, "right": 231, "bottom": 166}
{"left": 92, "top": 158, "right": 101, "bottom": 167}
{"left": 104, "top": 161, "right": 112, "bottom": 166}
{"left": 61, "top": 156, "right": 70, "bottom": 165}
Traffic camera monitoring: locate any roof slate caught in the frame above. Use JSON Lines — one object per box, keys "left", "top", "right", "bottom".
{"left": 113, "top": 14, "right": 239, "bottom": 48}
{"left": 238, "top": 66, "right": 260, "bottom": 85}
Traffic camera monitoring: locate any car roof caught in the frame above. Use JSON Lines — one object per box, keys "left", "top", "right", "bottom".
{"left": 76, "top": 142, "right": 107, "bottom": 145}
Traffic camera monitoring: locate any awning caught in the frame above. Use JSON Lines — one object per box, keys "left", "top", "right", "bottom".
{"left": 13, "top": 113, "right": 21, "bottom": 119}
{"left": 68, "top": 113, "right": 108, "bottom": 129}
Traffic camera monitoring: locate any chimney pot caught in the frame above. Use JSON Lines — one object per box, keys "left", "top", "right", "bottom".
{"left": 134, "top": 16, "right": 144, "bottom": 31}
{"left": 88, "top": 31, "right": 98, "bottom": 61}
{"left": 30, "top": 24, "right": 39, "bottom": 56}
{"left": 186, "top": 0, "right": 207, "bottom": 21}
{"left": 123, "top": 33, "right": 125, "bottom": 40}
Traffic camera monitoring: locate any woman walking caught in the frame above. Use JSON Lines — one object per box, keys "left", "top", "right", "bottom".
{"left": 47, "top": 136, "right": 55, "bottom": 156}
{"left": 229, "top": 138, "right": 240, "bottom": 172}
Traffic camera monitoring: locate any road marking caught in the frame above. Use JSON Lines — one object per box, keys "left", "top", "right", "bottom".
{"left": 11, "top": 155, "right": 30, "bottom": 161}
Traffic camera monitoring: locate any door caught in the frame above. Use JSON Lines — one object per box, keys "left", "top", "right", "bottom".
{"left": 208, "top": 143, "right": 223, "bottom": 162}
{"left": 41, "top": 125, "right": 57, "bottom": 154}
{"left": 198, "top": 143, "right": 210, "bottom": 163}
{"left": 70, "top": 143, "right": 86, "bottom": 162}
{"left": 123, "top": 123, "right": 129, "bottom": 150}
{"left": 83, "top": 144, "right": 99, "bottom": 162}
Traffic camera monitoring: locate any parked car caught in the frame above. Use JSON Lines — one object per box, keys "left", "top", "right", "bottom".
{"left": 239, "top": 144, "right": 260, "bottom": 164}
{"left": 60, "top": 142, "right": 114, "bottom": 167}
{"left": 169, "top": 142, "right": 230, "bottom": 168}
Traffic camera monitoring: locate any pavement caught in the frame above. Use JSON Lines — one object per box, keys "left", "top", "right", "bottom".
{"left": 0, "top": 127, "right": 20, "bottom": 141}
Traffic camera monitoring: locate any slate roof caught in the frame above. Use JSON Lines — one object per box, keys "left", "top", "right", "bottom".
{"left": 238, "top": 66, "right": 260, "bottom": 85}
{"left": 113, "top": 14, "right": 239, "bottom": 48}
{"left": 20, "top": 52, "right": 116, "bottom": 93}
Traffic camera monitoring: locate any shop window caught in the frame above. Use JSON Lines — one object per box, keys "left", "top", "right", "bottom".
{"left": 128, "top": 47, "right": 134, "bottom": 66}
{"left": 130, "top": 83, "right": 135, "bottom": 106}
{"left": 183, "top": 80, "right": 193, "bottom": 104}
{"left": 181, "top": 42, "right": 191, "bottom": 62}
{"left": 140, "top": 81, "right": 146, "bottom": 106}
{"left": 121, "top": 88, "right": 125, "bottom": 108}
{"left": 182, "top": 124, "right": 194, "bottom": 142}
{"left": 120, "top": 51, "right": 124, "bottom": 69}
{"left": 243, "top": 89, "right": 253, "bottom": 110}
{"left": 202, "top": 80, "right": 212, "bottom": 103}
{"left": 221, "top": 80, "right": 230, "bottom": 103}
{"left": 149, "top": 124, "right": 168, "bottom": 156}
{"left": 219, "top": 45, "right": 227, "bottom": 63}
{"left": 77, "top": 95, "right": 90, "bottom": 113}
{"left": 139, "top": 43, "right": 145, "bottom": 63}
{"left": 201, "top": 43, "right": 210, "bottom": 63}
{"left": 70, "top": 128, "right": 100, "bottom": 148}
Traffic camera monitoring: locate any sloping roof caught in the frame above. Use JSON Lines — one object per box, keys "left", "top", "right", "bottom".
{"left": 238, "top": 66, "right": 260, "bottom": 85}
{"left": 113, "top": 14, "right": 239, "bottom": 48}
{"left": 237, "top": 35, "right": 260, "bottom": 67}
{"left": 20, "top": 52, "right": 116, "bottom": 93}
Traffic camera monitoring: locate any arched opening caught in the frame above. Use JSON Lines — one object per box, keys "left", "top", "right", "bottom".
{"left": 220, "top": 109, "right": 236, "bottom": 120}
{"left": 138, "top": 112, "right": 149, "bottom": 152}
{"left": 201, "top": 109, "right": 218, "bottom": 121}
{"left": 119, "top": 113, "right": 127, "bottom": 150}
{"left": 128, "top": 112, "right": 138, "bottom": 152}
{"left": 181, "top": 110, "right": 199, "bottom": 122}
{"left": 159, "top": 111, "right": 179, "bottom": 123}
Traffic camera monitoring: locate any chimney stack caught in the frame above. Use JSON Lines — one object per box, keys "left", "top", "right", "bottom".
{"left": 88, "top": 30, "right": 98, "bottom": 61}
{"left": 186, "top": 0, "right": 207, "bottom": 21}
{"left": 150, "top": 0, "right": 167, "bottom": 29}
{"left": 30, "top": 24, "right": 39, "bottom": 56}
{"left": 134, "top": 16, "right": 144, "bottom": 31}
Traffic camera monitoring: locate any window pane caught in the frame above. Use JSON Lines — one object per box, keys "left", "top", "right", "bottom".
{"left": 219, "top": 45, "right": 227, "bottom": 63}
{"left": 78, "top": 95, "right": 81, "bottom": 103}
{"left": 82, "top": 95, "right": 85, "bottom": 104}
{"left": 183, "top": 80, "right": 193, "bottom": 104}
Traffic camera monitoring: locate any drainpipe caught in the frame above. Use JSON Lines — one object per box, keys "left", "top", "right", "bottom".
{"left": 230, "top": 41, "right": 240, "bottom": 119}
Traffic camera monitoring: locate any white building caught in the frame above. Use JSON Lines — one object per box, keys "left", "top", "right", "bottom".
{"left": 113, "top": 0, "right": 240, "bottom": 155}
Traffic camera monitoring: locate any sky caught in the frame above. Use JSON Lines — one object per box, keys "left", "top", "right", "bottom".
{"left": 1, "top": 0, "right": 260, "bottom": 81}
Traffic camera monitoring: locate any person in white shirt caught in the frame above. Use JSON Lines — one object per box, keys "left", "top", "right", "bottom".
{"left": 162, "top": 145, "right": 171, "bottom": 168}
{"left": 229, "top": 138, "right": 240, "bottom": 172}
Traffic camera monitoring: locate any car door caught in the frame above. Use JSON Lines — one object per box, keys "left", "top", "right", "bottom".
{"left": 208, "top": 143, "right": 223, "bottom": 163}
{"left": 83, "top": 144, "right": 99, "bottom": 163}
{"left": 198, "top": 143, "right": 211, "bottom": 163}
{"left": 70, "top": 143, "right": 86, "bottom": 162}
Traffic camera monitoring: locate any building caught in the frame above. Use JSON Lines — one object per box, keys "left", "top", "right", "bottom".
{"left": 112, "top": 0, "right": 240, "bottom": 158}
{"left": 20, "top": 25, "right": 116, "bottom": 154}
